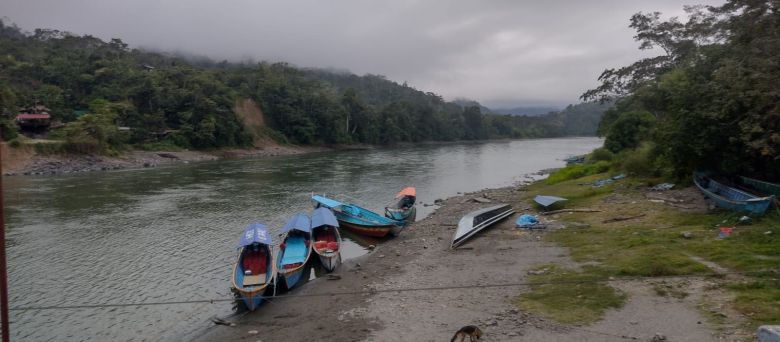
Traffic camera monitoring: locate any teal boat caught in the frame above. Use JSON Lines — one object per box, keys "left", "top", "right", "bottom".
{"left": 694, "top": 173, "right": 774, "bottom": 216}
{"left": 739, "top": 176, "right": 780, "bottom": 197}
{"left": 312, "top": 195, "right": 404, "bottom": 238}
{"left": 276, "top": 213, "right": 312, "bottom": 290}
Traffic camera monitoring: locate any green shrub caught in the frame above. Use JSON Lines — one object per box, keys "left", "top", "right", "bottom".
{"left": 136, "top": 141, "right": 183, "bottom": 151}
{"left": 33, "top": 142, "right": 64, "bottom": 154}
{"left": 546, "top": 161, "right": 611, "bottom": 184}
{"left": 0, "top": 118, "right": 18, "bottom": 141}
{"left": 8, "top": 139, "right": 20, "bottom": 148}
{"left": 614, "top": 142, "right": 659, "bottom": 177}
{"left": 589, "top": 147, "right": 614, "bottom": 162}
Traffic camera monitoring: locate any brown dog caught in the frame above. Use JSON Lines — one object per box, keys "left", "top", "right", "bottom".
{"left": 451, "top": 325, "right": 482, "bottom": 341}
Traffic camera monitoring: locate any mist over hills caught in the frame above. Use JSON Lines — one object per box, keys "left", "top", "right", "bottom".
{"left": 0, "top": 20, "right": 610, "bottom": 152}
{"left": 490, "top": 106, "right": 562, "bottom": 116}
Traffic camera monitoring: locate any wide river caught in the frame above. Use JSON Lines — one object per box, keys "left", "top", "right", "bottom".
{"left": 3, "top": 137, "right": 601, "bottom": 341}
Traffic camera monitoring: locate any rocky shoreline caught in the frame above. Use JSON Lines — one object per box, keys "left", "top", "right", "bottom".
{"left": 1, "top": 145, "right": 328, "bottom": 176}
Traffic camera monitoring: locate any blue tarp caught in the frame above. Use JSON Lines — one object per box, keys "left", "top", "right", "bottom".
{"left": 238, "top": 223, "right": 272, "bottom": 247}
{"left": 534, "top": 195, "right": 568, "bottom": 207}
{"left": 281, "top": 213, "right": 312, "bottom": 234}
{"left": 311, "top": 207, "right": 339, "bottom": 228}
{"left": 515, "top": 214, "right": 539, "bottom": 228}
{"left": 591, "top": 173, "right": 626, "bottom": 187}
{"left": 312, "top": 195, "right": 343, "bottom": 209}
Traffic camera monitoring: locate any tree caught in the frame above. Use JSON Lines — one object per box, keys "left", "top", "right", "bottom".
{"left": 62, "top": 99, "right": 123, "bottom": 153}
{"left": 584, "top": 0, "right": 780, "bottom": 179}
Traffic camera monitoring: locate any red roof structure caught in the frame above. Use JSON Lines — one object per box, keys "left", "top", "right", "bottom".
{"left": 16, "top": 113, "right": 51, "bottom": 120}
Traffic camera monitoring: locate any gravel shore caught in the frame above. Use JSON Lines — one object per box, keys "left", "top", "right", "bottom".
{"left": 1, "top": 145, "right": 328, "bottom": 176}
{"left": 190, "top": 184, "right": 717, "bottom": 342}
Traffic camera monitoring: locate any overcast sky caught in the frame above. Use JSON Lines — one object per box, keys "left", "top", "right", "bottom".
{"left": 1, "top": 0, "right": 723, "bottom": 108}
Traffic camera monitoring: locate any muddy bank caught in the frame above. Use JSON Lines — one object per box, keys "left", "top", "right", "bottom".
{"left": 191, "top": 183, "right": 719, "bottom": 342}
{"left": 1, "top": 144, "right": 328, "bottom": 176}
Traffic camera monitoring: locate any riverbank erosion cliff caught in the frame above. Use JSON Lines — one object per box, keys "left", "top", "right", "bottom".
{"left": 193, "top": 172, "right": 773, "bottom": 341}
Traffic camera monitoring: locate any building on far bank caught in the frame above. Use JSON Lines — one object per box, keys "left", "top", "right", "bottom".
{"left": 16, "top": 104, "right": 52, "bottom": 137}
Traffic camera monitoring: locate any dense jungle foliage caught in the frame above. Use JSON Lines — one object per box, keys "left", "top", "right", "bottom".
{"left": 585, "top": 0, "right": 779, "bottom": 181}
{"left": 0, "top": 20, "right": 606, "bottom": 153}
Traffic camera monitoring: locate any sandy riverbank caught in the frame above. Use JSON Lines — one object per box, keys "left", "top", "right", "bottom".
{"left": 0, "top": 144, "right": 329, "bottom": 176}
{"left": 190, "top": 180, "right": 727, "bottom": 341}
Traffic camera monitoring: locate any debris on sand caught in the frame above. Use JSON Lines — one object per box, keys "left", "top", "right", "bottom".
{"left": 601, "top": 214, "right": 646, "bottom": 223}
{"left": 651, "top": 183, "right": 675, "bottom": 191}
{"left": 716, "top": 227, "right": 733, "bottom": 239}
{"left": 515, "top": 214, "right": 539, "bottom": 228}
{"left": 541, "top": 208, "right": 600, "bottom": 215}
{"left": 211, "top": 316, "right": 236, "bottom": 327}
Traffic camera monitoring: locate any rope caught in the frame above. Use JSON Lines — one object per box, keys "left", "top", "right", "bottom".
{"left": 9, "top": 270, "right": 773, "bottom": 312}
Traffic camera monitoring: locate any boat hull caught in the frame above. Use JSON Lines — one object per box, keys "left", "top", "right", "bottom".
{"left": 452, "top": 204, "right": 514, "bottom": 248}
{"left": 313, "top": 195, "right": 407, "bottom": 237}
{"left": 276, "top": 232, "right": 312, "bottom": 290}
{"left": 386, "top": 206, "right": 416, "bottom": 223}
{"left": 338, "top": 219, "right": 394, "bottom": 237}
{"left": 316, "top": 253, "right": 341, "bottom": 272}
{"left": 694, "top": 173, "right": 774, "bottom": 216}
{"left": 312, "top": 223, "right": 343, "bottom": 272}
{"left": 739, "top": 176, "right": 780, "bottom": 197}
{"left": 231, "top": 246, "right": 276, "bottom": 311}
{"left": 279, "top": 266, "right": 305, "bottom": 289}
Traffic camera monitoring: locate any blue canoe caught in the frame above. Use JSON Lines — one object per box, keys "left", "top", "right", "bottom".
{"left": 276, "top": 213, "right": 312, "bottom": 289}
{"left": 739, "top": 176, "right": 780, "bottom": 197}
{"left": 694, "top": 173, "right": 775, "bottom": 216}
{"left": 231, "top": 223, "right": 276, "bottom": 311}
{"left": 312, "top": 195, "right": 405, "bottom": 237}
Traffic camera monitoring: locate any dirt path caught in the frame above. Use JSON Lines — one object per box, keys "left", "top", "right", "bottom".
{"left": 193, "top": 186, "right": 719, "bottom": 341}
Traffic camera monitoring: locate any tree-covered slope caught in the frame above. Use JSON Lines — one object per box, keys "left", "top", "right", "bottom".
{"left": 0, "top": 20, "right": 604, "bottom": 153}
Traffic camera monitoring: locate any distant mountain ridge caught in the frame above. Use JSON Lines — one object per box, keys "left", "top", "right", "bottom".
{"left": 490, "top": 106, "right": 561, "bottom": 116}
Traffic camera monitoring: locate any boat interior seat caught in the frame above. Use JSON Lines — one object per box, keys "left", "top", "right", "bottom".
{"left": 344, "top": 205, "right": 360, "bottom": 216}
{"left": 283, "top": 262, "right": 303, "bottom": 270}
{"left": 242, "top": 249, "right": 268, "bottom": 275}
{"left": 281, "top": 236, "right": 308, "bottom": 265}
{"left": 243, "top": 274, "right": 266, "bottom": 287}
{"left": 315, "top": 228, "right": 337, "bottom": 243}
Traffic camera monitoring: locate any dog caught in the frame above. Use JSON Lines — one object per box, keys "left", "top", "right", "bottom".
{"left": 451, "top": 325, "right": 482, "bottom": 341}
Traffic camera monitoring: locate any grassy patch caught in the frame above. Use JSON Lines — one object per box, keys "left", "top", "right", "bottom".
{"left": 135, "top": 141, "right": 184, "bottom": 151}
{"left": 727, "top": 280, "right": 780, "bottom": 328}
{"left": 519, "top": 171, "right": 780, "bottom": 328}
{"left": 545, "top": 161, "right": 611, "bottom": 185}
{"left": 516, "top": 265, "right": 626, "bottom": 325}
{"left": 33, "top": 141, "right": 65, "bottom": 154}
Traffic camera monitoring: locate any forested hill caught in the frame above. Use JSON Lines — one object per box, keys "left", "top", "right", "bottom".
{"left": 0, "top": 20, "right": 607, "bottom": 153}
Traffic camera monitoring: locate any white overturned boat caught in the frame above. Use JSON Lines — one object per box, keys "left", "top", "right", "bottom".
{"left": 451, "top": 204, "right": 514, "bottom": 248}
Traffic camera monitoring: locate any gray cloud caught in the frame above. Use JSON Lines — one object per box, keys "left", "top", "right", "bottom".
{"left": 0, "top": 0, "right": 723, "bottom": 107}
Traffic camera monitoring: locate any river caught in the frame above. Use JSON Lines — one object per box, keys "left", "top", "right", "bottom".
{"left": 2, "top": 137, "right": 601, "bottom": 341}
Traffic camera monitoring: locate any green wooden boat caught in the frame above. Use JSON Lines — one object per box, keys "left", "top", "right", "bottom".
{"left": 739, "top": 176, "right": 780, "bottom": 197}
